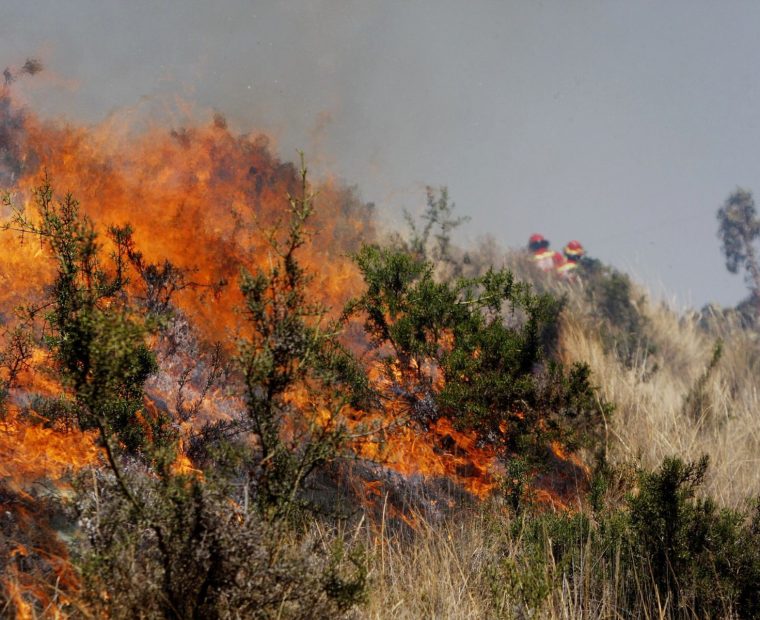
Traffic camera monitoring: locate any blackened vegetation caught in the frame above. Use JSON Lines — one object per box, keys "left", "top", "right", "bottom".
{"left": 0, "top": 93, "right": 29, "bottom": 187}
{"left": 0, "top": 59, "right": 42, "bottom": 186}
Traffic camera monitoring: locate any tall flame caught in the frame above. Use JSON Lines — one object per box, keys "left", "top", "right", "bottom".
{"left": 0, "top": 88, "right": 588, "bottom": 614}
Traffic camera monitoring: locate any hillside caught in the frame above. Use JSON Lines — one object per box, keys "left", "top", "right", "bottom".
{"left": 0, "top": 85, "right": 759, "bottom": 619}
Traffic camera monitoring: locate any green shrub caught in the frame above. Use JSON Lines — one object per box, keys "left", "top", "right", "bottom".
{"left": 346, "top": 243, "right": 609, "bottom": 464}
{"left": 582, "top": 261, "right": 654, "bottom": 368}
{"left": 500, "top": 456, "right": 760, "bottom": 618}
{"left": 628, "top": 456, "right": 760, "bottom": 618}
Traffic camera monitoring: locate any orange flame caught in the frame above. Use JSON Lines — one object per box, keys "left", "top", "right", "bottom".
{"left": 0, "top": 411, "right": 99, "bottom": 493}
{"left": 0, "top": 89, "right": 591, "bottom": 614}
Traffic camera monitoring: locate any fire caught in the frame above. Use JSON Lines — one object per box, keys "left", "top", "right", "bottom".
{"left": 0, "top": 411, "right": 99, "bottom": 493}
{"left": 0, "top": 87, "right": 589, "bottom": 504}
{"left": 353, "top": 416, "right": 499, "bottom": 499}
{"left": 0, "top": 84, "right": 590, "bottom": 613}
{"left": 0, "top": 407, "right": 98, "bottom": 617}
{"left": 2, "top": 99, "right": 373, "bottom": 340}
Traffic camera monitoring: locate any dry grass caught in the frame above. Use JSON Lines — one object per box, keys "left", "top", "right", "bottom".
{"left": 558, "top": 283, "right": 760, "bottom": 507}
{"left": 362, "top": 514, "right": 489, "bottom": 619}
{"left": 354, "top": 249, "right": 759, "bottom": 619}
{"left": 359, "top": 505, "right": 706, "bottom": 620}
{"left": 496, "top": 247, "right": 760, "bottom": 506}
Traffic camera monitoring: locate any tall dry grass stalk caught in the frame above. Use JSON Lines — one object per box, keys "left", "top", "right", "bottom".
{"left": 359, "top": 505, "right": 715, "bottom": 620}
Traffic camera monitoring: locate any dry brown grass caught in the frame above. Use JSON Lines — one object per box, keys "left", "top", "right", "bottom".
{"left": 359, "top": 506, "right": 700, "bottom": 620}
{"left": 355, "top": 249, "right": 757, "bottom": 619}
{"left": 495, "top": 246, "right": 760, "bottom": 506}
{"left": 558, "top": 283, "right": 760, "bottom": 507}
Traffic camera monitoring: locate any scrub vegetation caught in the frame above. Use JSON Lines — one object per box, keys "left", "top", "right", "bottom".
{"left": 3, "top": 165, "right": 760, "bottom": 620}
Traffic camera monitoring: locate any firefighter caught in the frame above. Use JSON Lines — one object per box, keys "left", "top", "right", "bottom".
{"left": 528, "top": 233, "right": 555, "bottom": 272}
{"left": 556, "top": 240, "right": 585, "bottom": 281}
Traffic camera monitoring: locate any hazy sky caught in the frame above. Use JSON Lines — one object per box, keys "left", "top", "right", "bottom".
{"left": 2, "top": 0, "right": 760, "bottom": 308}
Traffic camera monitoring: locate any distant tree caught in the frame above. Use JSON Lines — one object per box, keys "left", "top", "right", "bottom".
{"left": 717, "top": 189, "right": 760, "bottom": 303}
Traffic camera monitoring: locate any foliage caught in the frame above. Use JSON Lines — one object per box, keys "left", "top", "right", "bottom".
{"left": 237, "top": 154, "right": 369, "bottom": 519}
{"left": 717, "top": 188, "right": 760, "bottom": 300}
{"left": 492, "top": 456, "right": 760, "bottom": 618}
{"left": 346, "top": 243, "right": 609, "bottom": 463}
{"left": 627, "top": 456, "right": 760, "bottom": 617}
{"left": 3, "top": 176, "right": 170, "bottom": 456}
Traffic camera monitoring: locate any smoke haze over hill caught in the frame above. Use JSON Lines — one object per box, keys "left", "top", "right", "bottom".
{"left": 3, "top": 1, "right": 760, "bottom": 307}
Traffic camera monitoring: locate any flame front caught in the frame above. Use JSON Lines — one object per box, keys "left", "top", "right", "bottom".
{"left": 0, "top": 88, "right": 588, "bottom": 614}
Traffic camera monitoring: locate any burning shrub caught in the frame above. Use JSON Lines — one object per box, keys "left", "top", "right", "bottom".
{"left": 346, "top": 242, "right": 608, "bottom": 469}
{"left": 0, "top": 167, "right": 369, "bottom": 616}
{"left": 3, "top": 177, "right": 172, "bottom": 458}
{"left": 236, "top": 155, "right": 369, "bottom": 519}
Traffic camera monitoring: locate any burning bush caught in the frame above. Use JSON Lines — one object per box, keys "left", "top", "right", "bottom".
{"left": 0, "top": 168, "right": 369, "bottom": 617}
{"left": 0, "top": 85, "right": 620, "bottom": 617}
{"left": 346, "top": 241, "right": 609, "bottom": 479}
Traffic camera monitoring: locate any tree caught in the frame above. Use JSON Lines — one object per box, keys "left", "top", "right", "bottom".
{"left": 717, "top": 189, "right": 760, "bottom": 303}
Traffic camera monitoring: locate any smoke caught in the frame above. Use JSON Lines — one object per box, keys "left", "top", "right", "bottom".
{"left": 3, "top": 57, "right": 43, "bottom": 86}
{"left": 0, "top": 60, "right": 44, "bottom": 187}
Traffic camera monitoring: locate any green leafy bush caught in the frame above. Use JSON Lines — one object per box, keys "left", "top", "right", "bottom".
{"left": 346, "top": 243, "right": 609, "bottom": 464}
{"left": 499, "top": 456, "right": 760, "bottom": 618}
{"left": 627, "top": 456, "right": 760, "bottom": 617}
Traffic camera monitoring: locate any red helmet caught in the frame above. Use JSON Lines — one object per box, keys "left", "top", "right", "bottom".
{"left": 564, "top": 240, "right": 585, "bottom": 259}
{"left": 528, "top": 233, "right": 550, "bottom": 251}
{"left": 529, "top": 233, "right": 545, "bottom": 245}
